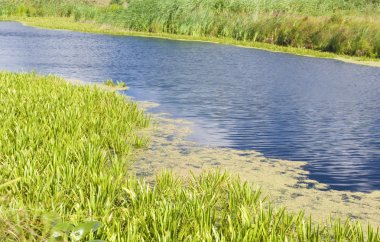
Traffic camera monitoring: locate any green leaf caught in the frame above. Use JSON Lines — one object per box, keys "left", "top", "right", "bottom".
{"left": 70, "top": 221, "right": 101, "bottom": 241}
{"left": 52, "top": 222, "right": 75, "bottom": 233}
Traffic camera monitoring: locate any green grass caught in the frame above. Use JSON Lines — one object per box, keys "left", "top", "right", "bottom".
{"left": 1, "top": 0, "right": 380, "bottom": 60}
{"left": 104, "top": 79, "right": 127, "bottom": 89}
{"left": 0, "top": 72, "right": 379, "bottom": 241}
{"left": 0, "top": 72, "right": 149, "bottom": 240}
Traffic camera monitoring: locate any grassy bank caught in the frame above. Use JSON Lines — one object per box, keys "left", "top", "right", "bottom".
{"left": 0, "top": 72, "right": 379, "bottom": 241}
{"left": 1, "top": 0, "right": 380, "bottom": 65}
{"left": 0, "top": 72, "right": 150, "bottom": 240}
{"left": 3, "top": 16, "right": 380, "bottom": 68}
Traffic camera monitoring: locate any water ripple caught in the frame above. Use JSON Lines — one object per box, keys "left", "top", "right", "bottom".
{"left": 1, "top": 22, "right": 380, "bottom": 191}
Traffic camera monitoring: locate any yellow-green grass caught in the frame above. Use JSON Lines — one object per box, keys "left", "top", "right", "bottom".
{"left": 119, "top": 0, "right": 380, "bottom": 59}
{"left": 0, "top": 72, "right": 149, "bottom": 240}
{"left": 0, "top": 72, "right": 379, "bottom": 241}
{"left": 1, "top": 16, "right": 380, "bottom": 68}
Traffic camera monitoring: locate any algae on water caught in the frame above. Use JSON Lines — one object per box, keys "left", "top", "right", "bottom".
{"left": 133, "top": 103, "right": 380, "bottom": 228}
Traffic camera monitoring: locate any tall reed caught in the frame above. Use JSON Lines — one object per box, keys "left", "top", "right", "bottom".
{"left": 1, "top": 0, "right": 380, "bottom": 57}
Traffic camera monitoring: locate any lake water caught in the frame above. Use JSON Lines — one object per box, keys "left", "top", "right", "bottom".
{"left": 1, "top": 21, "right": 380, "bottom": 192}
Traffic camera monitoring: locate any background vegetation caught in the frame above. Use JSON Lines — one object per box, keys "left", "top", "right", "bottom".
{"left": 0, "top": 72, "right": 379, "bottom": 241}
{"left": 1, "top": 0, "right": 380, "bottom": 58}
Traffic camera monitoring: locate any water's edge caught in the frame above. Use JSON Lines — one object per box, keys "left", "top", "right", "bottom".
{"left": 2, "top": 21, "right": 380, "bottom": 191}
{"left": 2, "top": 17, "right": 380, "bottom": 68}
{"left": 66, "top": 77, "right": 380, "bottom": 228}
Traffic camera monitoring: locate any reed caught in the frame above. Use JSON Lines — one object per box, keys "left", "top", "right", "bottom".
{"left": 1, "top": 0, "right": 380, "bottom": 58}
{"left": 120, "top": 0, "right": 380, "bottom": 58}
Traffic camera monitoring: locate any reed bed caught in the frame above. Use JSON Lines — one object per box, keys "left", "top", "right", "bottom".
{"left": 1, "top": 0, "right": 380, "bottom": 58}
{"left": 0, "top": 72, "right": 379, "bottom": 241}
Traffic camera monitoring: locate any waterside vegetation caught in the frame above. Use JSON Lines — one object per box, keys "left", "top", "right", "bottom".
{"left": 0, "top": 72, "right": 149, "bottom": 240}
{"left": 0, "top": 72, "right": 379, "bottom": 241}
{"left": 104, "top": 78, "right": 128, "bottom": 89}
{"left": 0, "top": 0, "right": 380, "bottom": 65}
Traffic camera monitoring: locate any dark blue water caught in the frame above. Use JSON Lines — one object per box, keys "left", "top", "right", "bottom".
{"left": 1, "top": 22, "right": 380, "bottom": 192}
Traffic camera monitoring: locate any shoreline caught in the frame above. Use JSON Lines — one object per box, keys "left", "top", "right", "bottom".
{"left": 66, "top": 78, "right": 128, "bottom": 92}
{"left": 133, "top": 109, "right": 380, "bottom": 228}
{"left": 64, "top": 76, "right": 380, "bottom": 228}
{"left": 1, "top": 16, "right": 380, "bottom": 68}
{"left": 2, "top": 17, "right": 380, "bottom": 229}
{"left": 2, "top": 71, "right": 379, "bottom": 240}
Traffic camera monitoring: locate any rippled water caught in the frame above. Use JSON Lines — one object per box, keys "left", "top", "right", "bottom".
{"left": 1, "top": 22, "right": 380, "bottom": 191}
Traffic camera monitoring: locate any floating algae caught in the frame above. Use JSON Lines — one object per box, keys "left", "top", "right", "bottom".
{"left": 63, "top": 80, "right": 380, "bottom": 228}
{"left": 133, "top": 102, "right": 380, "bottom": 228}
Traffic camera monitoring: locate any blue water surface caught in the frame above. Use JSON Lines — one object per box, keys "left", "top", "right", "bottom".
{"left": 1, "top": 21, "right": 380, "bottom": 191}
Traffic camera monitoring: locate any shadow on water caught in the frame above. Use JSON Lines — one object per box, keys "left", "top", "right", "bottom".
{"left": 1, "top": 21, "right": 380, "bottom": 191}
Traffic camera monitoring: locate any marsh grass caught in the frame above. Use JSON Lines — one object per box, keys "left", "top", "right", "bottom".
{"left": 0, "top": 72, "right": 379, "bottom": 241}
{"left": 0, "top": 72, "right": 149, "bottom": 240}
{"left": 1, "top": 0, "right": 380, "bottom": 59}
{"left": 118, "top": 0, "right": 380, "bottom": 58}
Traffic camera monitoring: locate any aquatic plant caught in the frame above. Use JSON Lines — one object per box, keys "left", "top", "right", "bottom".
{"left": 42, "top": 213, "right": 102, "bottom": 241}
{"left": 1, "top": 0, "right": 380, "bottom": 58}
{"left": 104, "top": 78, "right": 116, "bottom": 86}
{"left": 116, "top": 81, "right": 126, "bottom": 88}
{"left": 104, "top": 78, "right": 127, "bottom": 88}
{"left": 0, "top": 72, "right": 379, "bottom": 240}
